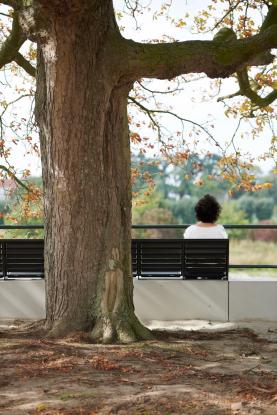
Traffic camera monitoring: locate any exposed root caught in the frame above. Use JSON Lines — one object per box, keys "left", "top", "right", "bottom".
{"left": 0, "top": 319, "right": 47, "bottom": 339}
{"left": 90, "top": 314, "right": 154, "bottom": 344}
{"left": 25, "top": 319, "right": 48, "bottom": 336}
{"left": 43, "top": 313, "right": 154, "bottom": 344}
{"left": 46, "top": 319, "right": 90, "bottom": 339}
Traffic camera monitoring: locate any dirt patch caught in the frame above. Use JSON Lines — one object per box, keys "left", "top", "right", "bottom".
{"left": 0, "top": 324, "right": 276, "bottom": 414}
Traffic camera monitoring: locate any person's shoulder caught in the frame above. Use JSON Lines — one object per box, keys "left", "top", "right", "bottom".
{"left": 184, "top": 225, "right": 196, "bottom": 238}
{"left": 216, "top": 224, "right": 228, "bottom": 238}
{"left": 186, "top": 225, "right": 197, "bottom": 232}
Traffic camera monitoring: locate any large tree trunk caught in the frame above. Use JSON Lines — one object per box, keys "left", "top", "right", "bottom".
{"left": 35, "top": 1, "right": 152, "bottom": 342}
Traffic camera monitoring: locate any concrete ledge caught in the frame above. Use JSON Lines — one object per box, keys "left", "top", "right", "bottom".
{"left": 1, "top": 280, "right": 277, "bottom": 322}
{"left": 229, "top": 282, "right": 277, "bottom": 322}
{"left": 134, "top": 280, "right": 228, "bottom": 321}
{"left": 0, "top": 280, "right": 45, "bottom": 319}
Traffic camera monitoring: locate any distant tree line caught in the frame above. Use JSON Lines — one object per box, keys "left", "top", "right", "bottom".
{"left": 132, "top": 153, "right": 277, "bottom": 239}
{"left": 0, "top": 154, "right": 276, "bottom": 240}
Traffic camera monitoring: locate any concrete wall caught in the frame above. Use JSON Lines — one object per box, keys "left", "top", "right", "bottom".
{"left": 133, "top": 280, "right": 228, "bottom": 321}
{"left": 0, "top": 280, "right": 45, "bottom": 319}
{"left": 0, "top": 279, "right": 277, "bottom": 322}
{"left": 229, "top": 282, "right": 277, "bottom": 322}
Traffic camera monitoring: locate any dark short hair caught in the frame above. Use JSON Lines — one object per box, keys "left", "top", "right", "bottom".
{"left": 194, "top": 194, "right": 222, "bottom": 223}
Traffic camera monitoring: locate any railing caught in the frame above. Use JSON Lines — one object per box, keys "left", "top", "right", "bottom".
{"left": 0, "top": 224, "right": 276, "bottom": 270}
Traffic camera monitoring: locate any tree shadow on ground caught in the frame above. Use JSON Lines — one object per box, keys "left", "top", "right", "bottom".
{"left": 0, "top": 323, "right": 276, "bottom": 414}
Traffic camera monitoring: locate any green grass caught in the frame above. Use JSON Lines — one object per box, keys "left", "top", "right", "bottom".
{"left": 230, "top": 268, "right": 277, "bottom": 277}
{"left": 230, "top": 239, "right": 277, "bottom": 265}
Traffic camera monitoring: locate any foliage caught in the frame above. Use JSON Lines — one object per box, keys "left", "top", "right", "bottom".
{"left": 131, "top": 152, "right": 277, "bottom": 231}
{"left": 238, "top": 195, "right": 257, "bottom": 221}
{"left": 255, "top": 197, "right": 275, "bottom": 220}
{"left": 262, "top": 172, "right": 277, "bottom": 204}
{"left": 132, "top": 192, "right": 180, "bottom": 237}
{"left": 250, "top": 220, "right": 277, "bottom": 242}
{"left": 170, "top": 196, "right": 198, "bottom": 225}
{"left": 140, "top": 207, "right": 179, "bottom": 238}
{"left": 3, "top": 187, "right": 44, "bottom": 238}
{"left": 132, "top": 191, "right": 165, "bottom": 217}
{"left": 0, "top": 199, "right": 10, "bottom": 224}
{"left": 220, "top": 201, "right": 249, "bottom": 239}
{"left": 132, "top": 153, "right": 231, "bottom": 203}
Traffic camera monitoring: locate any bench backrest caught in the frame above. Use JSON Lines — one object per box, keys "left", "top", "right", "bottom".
{"left": 132, "top": 239, "right": 183, "bottom": 278}
{"left": 132, "top": 238, "right": 229, "bottom": 280}
{"left": 0, "top": 238, "right": 229, "bottom": 280}
{"left": 184, "top": 239, "right": 229, "bottom": 280}
{"left": 0, "top": 239, "right": 44, "bottom": 278}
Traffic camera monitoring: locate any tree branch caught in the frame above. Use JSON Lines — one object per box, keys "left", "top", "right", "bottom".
{"left": 0, "top": 0, "right": 21, "bottom": 10}
{"left": 14, "top": 52, "right": 36, "bottom": 77}
{"left": 217, "top": 5, "right": 277, "bottom": 107}
{"left": 211, "top": 0, "right": 241, "bottom": 32}
{"left": 236, "top": 69, "right": 277, "bottom": 108}
{"left": 137, "top": 80, "right": 183, "bottom": 95}
{"left": 124, "top": 23, "right": 277, "bottom": 81}
{"left": 0, "top": 12, "right": 26, "bottom": 69}
{"left": 128, "top": 95, "right": 224, "bottom": 151}
{"left": 217, "top": 90, "right": 241, "bottom": 102}
{"left": 0, "top": 165, "right": 30, "bottom": 192}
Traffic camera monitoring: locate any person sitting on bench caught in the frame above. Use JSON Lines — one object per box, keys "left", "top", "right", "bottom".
{"left": 184, "top": 194, "right": 228, "bottom": 239}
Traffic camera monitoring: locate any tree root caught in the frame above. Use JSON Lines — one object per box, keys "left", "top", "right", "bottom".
{"left": 44, "top": 313, "right": 154, "bottom": 344}
{"left": 90, "top": 314, "right": 154, "bottom": 344}
{"left": 45, "top": 318, "right": 91, "bottom": 339}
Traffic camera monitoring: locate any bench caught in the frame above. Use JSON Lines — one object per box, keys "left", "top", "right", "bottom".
{"left": 132, "top": 239, "right": 229, "bottom": 280}
{"left": 0, "top": 239, "right": 44, "bottom": 279}
{"left": 0, "top": 238, "right": 229, "bottom": 280}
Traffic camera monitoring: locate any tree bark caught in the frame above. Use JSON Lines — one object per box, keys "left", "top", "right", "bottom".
{"left": 125, "top": 24, "right": 277, "bottom": 80}
{"left": 35, "top": 1, "right": 152, "bottom": 342}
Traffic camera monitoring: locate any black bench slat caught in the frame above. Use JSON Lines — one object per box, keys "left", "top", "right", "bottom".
{"left": 6, "top": 258, "right": 44, "bottom": 268}
{"left": 141, "top": 251, "right": 182, "bottom": 257}
{"left": 7, "top": 265, "right": 44, "bottom": 270}
{"left": 141, "top": 254, "right": 181, "bottom": 259}
{"left": 185, "top": 249, "right": 227, "bottom": 255}
{"left": 186, "top": 260, "right": 227, "bottom": 265}
{"left": 140, "top": 273, "right": 181, "bottom": 278}
{"left": 142, "top": 258, "right": 181, "bottom": 263}
{"left": 6, "top": 244, "right": 43, "bottom": 249}
{"left": 7, "top": 264, "right": 44, "bottom": 270}
{"left": 7, "top": 255, "right": 43, "bottom": 261}
{"left": 141, "top": 265, "right": 181, "bottom": 272}
{"left": 185, "top": 255, "right": 228, "bottom": 259}
{"left": 183, "top": 262, "right": 226, "bottom": 269}
{"left": 7, "top": 247, "right": 43, "bottom": 252}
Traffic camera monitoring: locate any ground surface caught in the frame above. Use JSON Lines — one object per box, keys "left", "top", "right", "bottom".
{"left": 0, "top": 321, "right": 277, "bottom": 415}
